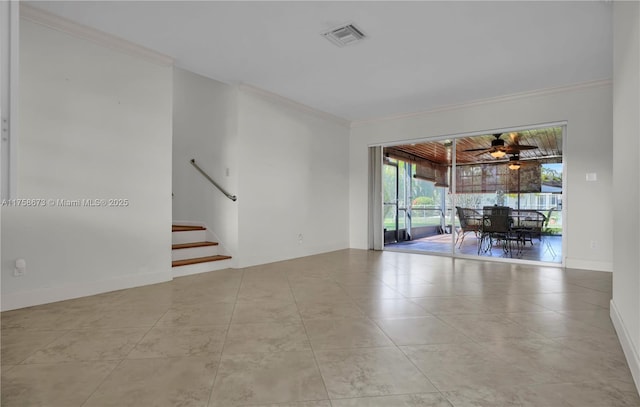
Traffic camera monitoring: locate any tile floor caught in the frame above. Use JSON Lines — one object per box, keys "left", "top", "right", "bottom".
{"left": 1, "top": 249, "right": 638, "bottom": 406}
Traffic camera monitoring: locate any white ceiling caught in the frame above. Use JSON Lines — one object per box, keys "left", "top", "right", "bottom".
{"left": 28, "top": 1, "right": 613, "bottom": 122}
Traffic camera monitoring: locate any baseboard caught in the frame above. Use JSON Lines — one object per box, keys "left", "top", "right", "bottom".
{"left": 610, "top": 299, "right": 640, "bottom": 394}
{"left": 172, "top": 259, "right": 235, "bottom": 278}
{"left": 565, "top": 257, "right": 613, "bottom": 272}
{"left": 1, "top": 269, "right": 173, "bottom": 311}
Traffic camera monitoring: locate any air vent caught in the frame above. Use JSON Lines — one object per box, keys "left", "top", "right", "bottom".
{"left": 322, "top": 23, "right": 367, "bottom": 47}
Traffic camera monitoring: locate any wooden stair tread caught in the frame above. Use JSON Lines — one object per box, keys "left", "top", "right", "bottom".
{"left": 172, "top": 255, "right": 231, "bottom": 267}
{"left": 172, "top": 241, "right": 219, "bottom": 250}
{"left": 172, "top": 225, "right": 206, "bottom": 232}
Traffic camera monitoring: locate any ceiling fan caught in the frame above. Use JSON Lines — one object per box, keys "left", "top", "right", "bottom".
{"left": 464, "top": 133, "right": 538, "bottom": 158}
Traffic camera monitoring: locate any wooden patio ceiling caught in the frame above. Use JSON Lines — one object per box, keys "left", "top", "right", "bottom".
{"left": 386, "top": 127, "right": 563, "bottom": 166}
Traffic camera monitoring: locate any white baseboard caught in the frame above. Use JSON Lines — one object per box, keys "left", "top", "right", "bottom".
{"left": 171, "top": 259, "right": 235, "bottom": 278}
{"left": 565, "top": 257, "right": 613, "bottom": 272}
{"left": 1, "top": 269, "right": 173, "bottom": 311}
{"left": 610, "top": 299, "right": 640, "bottom": 394}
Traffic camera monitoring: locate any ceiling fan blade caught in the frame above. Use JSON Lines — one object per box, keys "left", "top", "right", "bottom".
{"left": 503, "top": 145, "right": 538, "bottom": 153}
{"left": 512, "top": 144, "right": 538, "bottom": 150}
{"left": 463, "top": 147, "right": 491, "bottom": 152}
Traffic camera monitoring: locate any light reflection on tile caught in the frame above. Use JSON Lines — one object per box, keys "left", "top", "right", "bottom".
{"left": 0, "top": 249, "right": 634, "bottom": 407}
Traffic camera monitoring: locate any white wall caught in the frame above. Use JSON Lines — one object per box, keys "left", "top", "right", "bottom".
{"left": 350, "top": 82, "right": 613, "bottom": 271}
{"left": 611, "top": 0, "right": 640, "bottom": 391}
{"left": 172, "top": 68, "right": 238, "bottom": 259}
{"left": 1, "top": 17, "right": 173, "bottom": 310}
{"left": 236, "top": 88, "right": 350, "bottom": 267}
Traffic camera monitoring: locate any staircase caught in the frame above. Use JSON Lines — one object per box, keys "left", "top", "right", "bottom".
{"left": 172, "top": 224, "right": 232, "bottom": 277}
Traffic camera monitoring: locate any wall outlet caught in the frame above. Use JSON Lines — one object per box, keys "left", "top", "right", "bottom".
{"left": 590, "top": 240, "right": 597, "bottom": 249}
{"left": 297, "top": 233, "right": 303, "bottom": 244}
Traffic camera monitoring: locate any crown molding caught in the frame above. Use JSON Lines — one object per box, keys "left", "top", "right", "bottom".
{"left": 20, "top": 4, "right": 174, "bottom": 67}
{"left": 238, "top": 83, "right": 351, "bottom": 128}
{"left": 351, "top": 79, "right": 613, "bottom": 128}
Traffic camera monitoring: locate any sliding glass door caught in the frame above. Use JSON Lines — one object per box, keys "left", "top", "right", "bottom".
{"left": 379, "top": 126, "right": 564, "bottom": 264}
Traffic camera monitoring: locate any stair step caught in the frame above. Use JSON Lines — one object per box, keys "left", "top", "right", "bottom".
{"left": 172, "top": 225, "right": 206, "bottom": 232}
{"left": 172, "top": 241, "right": 219, "bottom": 250}
{"left": 172, "top": 255, "right": 232, "bottom": 268}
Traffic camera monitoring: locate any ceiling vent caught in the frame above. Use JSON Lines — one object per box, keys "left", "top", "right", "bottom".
{"left": 322, "top": 23, "right": 366, "bottom": 47}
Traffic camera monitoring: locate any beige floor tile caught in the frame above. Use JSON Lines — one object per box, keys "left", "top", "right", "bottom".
{"left": 84, "top": 356, "right": 218, "bottom": 407}
{"left": 472, "top": 295, "right": 550, "bottom": 313}
{"left": 223, "top": 322, "right": 311, "bottom": 354}
{"left": 209, "top": 351, "right": 327, "bottom": 406}
{"left": 104, "top": 282, "right": 175, "bottom": 308}
{"left": 291, "top": 282, "right": 353, "bottom": 303}
{"left": 315, "top": 347, "right": 436, "bottom": 398}
{"left": 128, "top": 325, "right": 227, "bottom": 358}
{"left": 374, "top": 316, "right": 471, "bottom": 346}
{"left": 238, "top": 280, "right": 295, "bottom": 302}
{"left": 298, "top": 301, "right": 365, "bottom": 320}
{"left": 242, "top": 268, "right": 289, "bottom": 282}
{"left": 340, "top": 284, "right": 405, "bottom": 300}
{"left": 517, "top": 293, "right": 605, "bottom": 312}
{"left": 528, "top": 382, "right": 640, "bottom": 407}
{"left": 156, "top": 303, "right": 235, "bottom": 326}
{"left": 476, "top": 337, "right": 593, "bottom": 383}
{"left": 441, "top": 384, "right": 568, "bottom": 407}
{"left": 437, "top": 313, "right": 545, "bottom": 341}
{"left": 378, "top": 274, "right": 432, "bottom": 287}
{"left": 1, "top": 305, "right": 100, "bottom": 330}
{"left": 171, "top": 286, "right": 240, "bottom": 306}
{"left": 304, "top": 318, "right": 394, "bottom": 350}
{"left": 329, "top": 271, "right": 382, "bottom": 285}
{"left": 232, "top": 300, "right": 301, "bottom": 324}
{"left": 551, "top": 334, "right": 625, "bottom": 357}
{"left": 331, "top": 393, "right": 452, "bottom": 406}
{"left": 559, "top": 309, "right": 615, "bottom": 331}
{"left": 1, "top": 329, "right": 67, "bottom": 365}
{"left": 1, "top": 360, "right": 118, "bottom": 406}
{"left": 249, "top": 402, "right": 331, "bottom": 407}
{"left": 401, "top": 343, "right": 542, "bottom": 391}
{"left": 23, "top": 328, "right": 148, "bottom": 363}
{"left": 411, "top": 296, "right": 494, "bottom": 315}
{"left": 1, "top": 251, "right": 636, "bottom": 407}
{"left": 79, "top": 305, "right": 168, "bottom": 328}
{"left": 568, "top": 278, "right": 612, "bottom": 293}
{"left": 506, "top": 311, "right": 610, "bottom": 338}
{"left": 355, "top": 298, "right": 431, "bottom": 318}
{"left": 394, "top": 283, "right": 457, "bottom": 298}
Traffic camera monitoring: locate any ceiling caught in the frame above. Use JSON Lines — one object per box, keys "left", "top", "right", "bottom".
{"left": 386, "top": 127, "right": 563, "bottom": 166}
{"left": 27, "top": 1, "right": 612, "bottom": 122}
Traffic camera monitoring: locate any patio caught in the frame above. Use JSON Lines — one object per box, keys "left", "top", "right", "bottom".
{"left": 386, "top": 232, "right": 562, "bottom": 263}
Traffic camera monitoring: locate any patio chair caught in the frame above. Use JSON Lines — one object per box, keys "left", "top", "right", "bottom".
{"left": 455, "top": 207, "right": 482, "bottom": 248}
{"left": 478, "top": 206, "right": 521, "bottom": 257}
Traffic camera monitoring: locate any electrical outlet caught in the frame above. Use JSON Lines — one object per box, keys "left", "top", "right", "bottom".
{"left": 590, "top": 240, "right": 597, "bottom": 249}
{"left": 298, "top": 233, "right": 303, "bottom": 244}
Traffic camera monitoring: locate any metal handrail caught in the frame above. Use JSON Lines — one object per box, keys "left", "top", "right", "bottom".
{"left": 190, "top": 159, "right": 237, "bottom": 202}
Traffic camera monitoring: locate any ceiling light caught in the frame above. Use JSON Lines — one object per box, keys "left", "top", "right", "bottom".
{"left": 508, "top": 155, "right": 521, "bottom": 170}
{"left": 509, "top": 154, "right": 522, "bottom": 170}
{"left": 491, "top": 150, "right": 506, "bottom": 158}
